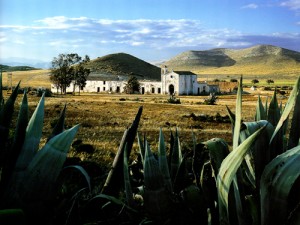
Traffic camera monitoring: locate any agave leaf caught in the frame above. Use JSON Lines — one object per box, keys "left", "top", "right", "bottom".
{"left": 240, "top": 121, "right": 274, "bottom": 190}
{"left": 144, "top": 140, "right": 164, "bottom": 190}
{"left": 205, "top": 138, "right": 229, "bottom": 177}
{"left": 0, "top": 92, "right": 29, "bottom": 187}
{"left": 225, "top": 105, "right": 235, "bottom": 126}
{"left": 137, "top": 132, "right": 145, "bottom": 164}
{"left": 89, "top": 194, "right": 137, "bottom": 213}
{"left": 233, "top": 76, "right": 243, "bottom": 150}
{"left": 101, "top": 106, "right": 143, "bottom": 196}
{"left": 170, "top": 127, "right": 183, "bottom": 182}
{"left": 158, "top": 128, "right": 172, "bottom": 192}
{"left": 267, "top": 89, "right": 280, "bottom": 127}
{"left": 264, "top": 96, "right": 268, "bottom": 116}
{"left": 0, "top": 81, "right": 20, "bottom": 128}
{"left": 0, "top": 208, "right": 25, "bottom": 225}
{"left": 143, "top": 140, "right": 172, "bottom": 220}
{"left": 217, "top": 125, "right": 265, "bottom": 209}
{"left": 287, "top": 77, "right": 300, "bottom": 149}
{"left": 270, "top": 78, "right": 300, "bottom": 149}
{"left": 260, "top": 145, "right": 300, "bottom": 225}
{"left": 20, "top": 124, "right": 80, "bottom": 201}
{"left": 0, "top": 71, "right": 3, "bottom": 108}
{"left": 255, "top": 95, "right": 266, "bottom": 121}
{"left": 0, "top": 81, "right": 20, "bottom": 155}
{"left": 168, "top": 129, "right": 175, "bottom": 172}
{"left": 47, "top": 104, "right": 66, "bottom": 142}
{"left": 63, "top": 165, "right": 91, "bottom": 192}
{"left": 101, "top": 129, "right": 128, "bottom": 194}
{"left": 15, "top": 93, "right": 45, "bottom": 171}
{"left": 123, "top": 143, "right": 135, "bottom": 207}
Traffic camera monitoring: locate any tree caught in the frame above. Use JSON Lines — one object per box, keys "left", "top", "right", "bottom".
{"left": 266, "top": 79, "right": 274, "bottom": 85}
{"left": 251, "top": 79, "right": 259, "bottom": 85}
{"left": 72, "top": 55, "right": 90, "bottom": 95}
{"left": 123, "top": 76, "right": 140, "bottom": 94}
{"left": 50, "top": 53, "right": 90, "bottom": 94}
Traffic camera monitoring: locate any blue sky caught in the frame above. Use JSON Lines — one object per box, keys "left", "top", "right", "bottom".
{"left": 0, "top": 0, "right": 299, "bottom": 63}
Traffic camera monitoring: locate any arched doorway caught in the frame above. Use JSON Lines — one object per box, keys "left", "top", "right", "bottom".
{"left": 169, "top": 84, "right": 175, "bottom": 95}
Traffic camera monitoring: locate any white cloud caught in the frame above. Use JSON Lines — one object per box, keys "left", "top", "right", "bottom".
{"left": 241, "top": 3, "right": 259, "bottom": 9}
{"left": 0, "top": 16, "right": 299, "bottom": 61}
{"left": 280, "top": 0, "right": 300, "bottom": 10}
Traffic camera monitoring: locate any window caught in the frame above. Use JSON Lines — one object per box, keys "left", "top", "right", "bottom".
{"left": 103, "top": 81, "right": 106, "bottom": 85}
{"left": 97, "top": 87, "right": 100, "bottom": 92}
{"left": 158, "top": 88, "right": 161, "bottom": 94}
{"left": 152, "top": 87, "right": 155, "bottom": 93}
{"left": 103, "top": 87, "right": 106, "bottom": 91}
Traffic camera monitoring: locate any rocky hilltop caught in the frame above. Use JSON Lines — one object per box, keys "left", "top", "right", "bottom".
{"left": 164, "top": 45, "right": 300, "bottom": 75}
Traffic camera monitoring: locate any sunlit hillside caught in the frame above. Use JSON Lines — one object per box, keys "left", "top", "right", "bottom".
{"left": 1, "top": 70, "right": 51, "bottom": 88}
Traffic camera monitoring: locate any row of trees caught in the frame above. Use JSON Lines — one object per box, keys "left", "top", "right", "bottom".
{"left": 50, "top": 53, "right": 90, "bottom": 94}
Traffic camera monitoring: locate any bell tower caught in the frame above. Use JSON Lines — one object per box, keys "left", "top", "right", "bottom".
{"left": 161, "top": 65, "right": 168, "bottom": 75}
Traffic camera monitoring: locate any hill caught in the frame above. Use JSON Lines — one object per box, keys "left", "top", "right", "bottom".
{"left": 164, "top": 45, "right": 300, "bottom": 76}
{"left": 86, "top": 53, "right": 161, "bottom": 80}
{"left": 0, "top": 64, "right": 39, "bottom": 72}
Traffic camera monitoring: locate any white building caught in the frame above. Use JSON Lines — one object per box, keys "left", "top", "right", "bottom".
{"left": 51, "top": 66, "right": 219, "bottom": 95}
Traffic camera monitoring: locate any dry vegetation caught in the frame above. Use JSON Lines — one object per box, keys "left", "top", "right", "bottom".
{"left": 8, "top": 90, "right": 278, "bottom": 166}
{"left": 2, "top": 69, "right": 292, "bottom": 166}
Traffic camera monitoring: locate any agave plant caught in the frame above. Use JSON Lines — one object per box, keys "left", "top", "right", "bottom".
{"left": 101, "top": 76, "right": 300, "bottom": 225}
{"left": 0, "top": 71, "right": 85, "bottom": 225}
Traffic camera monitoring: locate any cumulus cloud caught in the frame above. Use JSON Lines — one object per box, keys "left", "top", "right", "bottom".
{"left": 241, "top": 3, "right": 258, "bottom": 9}
{"left": 0, "top": 16, "right": 299, "bottom": 61}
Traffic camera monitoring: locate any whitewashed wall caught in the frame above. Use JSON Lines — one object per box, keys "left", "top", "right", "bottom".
{"left": 50, "top": 70, "right": 216, "bottom": 95}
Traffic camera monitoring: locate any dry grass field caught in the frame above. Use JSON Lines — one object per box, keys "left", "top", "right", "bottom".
{"left": 1, "top": 70, "right": 52, "bottom": 89}
{"left": 7, "top": 90, "right": 279, "bottom": 166}
{"left": 2, "top": 69, "right": 293, "bottom": 166}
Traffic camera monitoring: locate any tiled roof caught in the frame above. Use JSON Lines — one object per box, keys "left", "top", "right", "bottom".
{"left": 173, "top": 71, "right": 197, "bottom": 75}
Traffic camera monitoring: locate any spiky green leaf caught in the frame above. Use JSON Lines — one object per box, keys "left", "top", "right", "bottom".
{"left": 205, "top": 138, "right": 229, "bottom": 176}
{"left": 260, "top": 145, "right": 300, "bottom": 225}
{"left": 170, "top": 128, "right": 182, "bottom": 181}
{"left": 144, "top": 140, "right": 164, "bottom": 190}
{"left": 63, "top": 165, "right": 91, "bottom": 192}
{"left": 123, "top": 143, "right": 134, "bottom": 207}
{"left": 137, "top": 132, "right": 145, "bottom": 164}
{"left": 217, "top": 125, "right": 265, "bottom": 208}
{"left": 15, "top": 93, "right": 45, "bottom": 171}
{"left": 20, "top": 124, "right": 80, "bottom": 201}
{"left": 267, "top": 89, "right": 280, "bottom": 127}
{"left": 255, "top": 95, "right": 266, "bottom": 121}
{"left": 287, "top": 77, "right": 300, "bottom": 149}
{"left": 158, "top": 128, "right": 172, "bottom": 192}
{"left": 233, "top": 76, "right": 243, "bottom": 150}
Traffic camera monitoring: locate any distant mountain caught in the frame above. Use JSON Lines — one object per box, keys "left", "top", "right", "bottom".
{"left": 164, "top": 45, "right": 300, "bottom": 75}
{"left": 86, "top": 53, "right": 161, "bottom": 80}
{"left": 0, "top": 64, "right": 39, "bottom": 72}
{"left": 0, "top": 57, "right": 51, "bottom": 69}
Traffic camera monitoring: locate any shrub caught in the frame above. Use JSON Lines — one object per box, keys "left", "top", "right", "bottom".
{"left": 203, "top": 92, "right": 218, "bottom": 105}
{"left": 167, "top": 94, "right": 181, "bottom": 104}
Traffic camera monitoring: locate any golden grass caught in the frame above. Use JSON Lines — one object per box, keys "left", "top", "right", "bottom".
{"left": 2, "top": 70, "right": 51, "bottom": 88}
{"left": 8, "top": 91, "right": 277, "bottom": 165}
{"left": 2, "top": 69, "right": 294, "bottom": 165}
